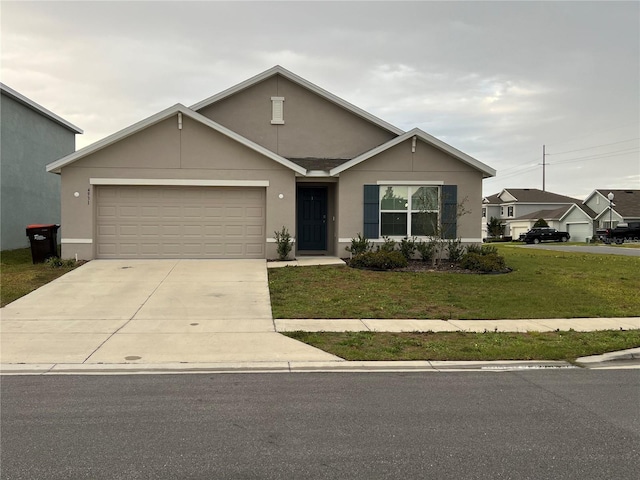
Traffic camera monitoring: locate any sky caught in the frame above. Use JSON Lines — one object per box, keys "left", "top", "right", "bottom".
{"left": 1, "top": 0, "right": 638, "bottom": 199}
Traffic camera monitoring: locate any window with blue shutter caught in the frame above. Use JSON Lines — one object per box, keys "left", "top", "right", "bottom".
{"left": 441, "top": 185, "right": 457, "bottom": 239}
{"left": 363, "top": 185, "right": 379, "bottom": 239}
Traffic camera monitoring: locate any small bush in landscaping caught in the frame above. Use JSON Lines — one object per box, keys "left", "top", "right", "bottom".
{"left": 345, "top": 233, "right": 372, "bottom": 256}
{"left": 416, "top": 239, "right": 436, "bottom": 262}
{"left": 274, "top": 226, "right": 293, "bottom": 260}
{"left": 446, "top": 238, "right": 466, "bottom": 262}
{"left": 349, "top": 250, "right": 408, "bottom": 270}
{"left": 398, "top": 236, "right": 417, "bottom": 260}
{"left": 45, "top": 257, "right": 76, "bottom": 268}
{"left": 377, "top": 236, "right": 397, "bottom": 253}
{"left": 460, "top": 252, "right": 507, "bottom": 273}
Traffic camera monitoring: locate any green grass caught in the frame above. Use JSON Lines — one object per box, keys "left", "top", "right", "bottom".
{"left": 284, "top": 330, "right": 640, "bottom": 361}
{"left": 1, "top": 248, "right": 79, "bottom": 307}
{"left": 268, "top": 245, "right": 640, "bottom": 319}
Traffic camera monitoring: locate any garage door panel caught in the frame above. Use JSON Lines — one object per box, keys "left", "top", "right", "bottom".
{"left": 96, "top": 186, "right": 265, "bottom": 258}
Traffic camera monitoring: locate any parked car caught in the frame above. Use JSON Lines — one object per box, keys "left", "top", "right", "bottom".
{"left": 521, "top": 227, "right": 570, "bottom": 244}
{"left": 604, "top": 222, "right": 640, "bottom": 244}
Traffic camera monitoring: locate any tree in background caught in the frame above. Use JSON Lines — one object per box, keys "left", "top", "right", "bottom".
{"left": 533, "top": 218, "right": 549, "bottom": 228}
{"left": 487, "top": 217, "right": 504, "bottom": 237}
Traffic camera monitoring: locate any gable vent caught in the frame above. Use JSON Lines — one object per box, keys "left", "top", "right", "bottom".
{"left": 271, "top": 96, "right": 284, "bottom": 124}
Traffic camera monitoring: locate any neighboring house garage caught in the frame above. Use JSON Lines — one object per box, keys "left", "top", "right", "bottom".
{"left": 95, "top": 185, "right": 265, "bottom": 258}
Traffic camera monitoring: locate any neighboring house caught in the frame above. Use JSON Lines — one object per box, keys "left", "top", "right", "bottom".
{"left": 47, "top": 66, "right": 495, "bottom": 260}
{"left": 0, "top": 83, "right": 82, "bottom": 250}
{"left": 508, "top": 204, "right": 597, "bottom": 242}
{"left": 583, "top": 189, "right": 640, "bottom": 229}
{"left": 482, "top": 188, "right": 584, "bottom": 239}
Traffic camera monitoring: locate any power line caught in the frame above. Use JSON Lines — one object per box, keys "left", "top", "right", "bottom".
{"left": 544, "top": 121, "right": 640, "bottom": 148}
{"left": 548, "top": 148, "right": 639, "bottom": 166}
{"left": 547, "top": 138, "right": 639, "bottom": 156}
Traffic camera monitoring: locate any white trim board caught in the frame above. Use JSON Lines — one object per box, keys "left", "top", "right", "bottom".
{"left": 376, "top": 180, "right": 444, "bottom": 185}
{"left": 62, "top": 238, "right": 93, "bottom": 244}
{"left": 89, "top": 178, "right": 270, "bottom": 187}
{"left": 0, "top": 82, "right": 83, "bottom": 134}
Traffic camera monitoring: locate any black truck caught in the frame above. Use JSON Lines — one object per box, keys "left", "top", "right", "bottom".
{"left": 604, "top": 222, "right": 640, "bottom": 244}
{"left": 520, "top": 227, "right": 570, "bottom": 244}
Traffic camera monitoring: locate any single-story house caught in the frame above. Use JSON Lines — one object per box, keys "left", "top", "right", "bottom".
{"left": 1, "top": 83, "right": 82, "bottom": 250}
{"left": 583, "top": 189, "right": 640, "bottom": 229}
{"left": 47, "top": 66, "right": 495, "bottom": 260}
{"left": 482, "top": 188, "right": 582, "bottom": 239}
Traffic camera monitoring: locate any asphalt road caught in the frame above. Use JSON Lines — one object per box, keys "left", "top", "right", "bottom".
{"left": 520, "top": 243, "right": 640, "bottom": 256}
{"left": 2, "top": 371, "right": 639, "bottom": 479}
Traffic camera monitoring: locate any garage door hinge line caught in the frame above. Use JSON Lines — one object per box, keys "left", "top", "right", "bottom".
{"left": 81, "top": 260, "right": 181, "bottom": 364}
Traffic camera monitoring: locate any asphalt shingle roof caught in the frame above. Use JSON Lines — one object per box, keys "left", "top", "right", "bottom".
{"left": 594, "top": 189, "right": 640, "bottom": 218}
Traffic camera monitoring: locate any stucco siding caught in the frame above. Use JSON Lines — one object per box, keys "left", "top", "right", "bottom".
{"left": 1, "top": 93, "right": 76, "bottom": 249}
{"left": 336, "top": 138, "right": 484, "bottom": 255}
{"left": 60, "top": 115, "right": 296, "bottom": 259}
{"left": 197, "top": 74, "right": 396, "bottom": 159}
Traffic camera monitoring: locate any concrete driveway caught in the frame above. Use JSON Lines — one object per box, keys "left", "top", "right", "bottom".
{"left": 1, "top": 260, "right": 339, "bottom": 366}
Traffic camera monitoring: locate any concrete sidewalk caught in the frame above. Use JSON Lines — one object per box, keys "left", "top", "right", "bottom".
{"left": 275, "top": 317, "right": 640, "bottom": 332}
{"left": 1, "top": 257, "right": 638, "bottom": 375}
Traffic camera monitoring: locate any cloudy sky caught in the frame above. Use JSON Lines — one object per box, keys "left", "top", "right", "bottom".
{"left": 2, "top": 1, "right": 638, "bottom": 198}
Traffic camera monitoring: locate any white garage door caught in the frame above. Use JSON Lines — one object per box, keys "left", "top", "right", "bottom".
{"left": 566, "top": 223, "right": 591, "bottom": 243}
{"left": 96, "top": 186, "right": 265, "bottom": 258}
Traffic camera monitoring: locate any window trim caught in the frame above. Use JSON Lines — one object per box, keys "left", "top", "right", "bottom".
{"left": 379, "top": 185, "right": 440, "bottom": 238}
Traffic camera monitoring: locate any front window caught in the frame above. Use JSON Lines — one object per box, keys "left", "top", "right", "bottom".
{"left": 380, "top": 186, "right": 439, "bottom": 236}
{"left": 507, "top": 206, "right": 514, "bottom": 217}
{"left": 482, "top": 208, "right": 486, "bottom": 218}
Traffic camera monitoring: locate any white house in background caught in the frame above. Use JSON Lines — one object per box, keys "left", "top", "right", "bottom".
{"left": 482, "top": 188, "right": 583, "bottom": 239}
{"left": 583, "top": 189, "right": 640, "bottom": 229}
{"left": 508, "top": 204, "right": 597, "bottom": 242}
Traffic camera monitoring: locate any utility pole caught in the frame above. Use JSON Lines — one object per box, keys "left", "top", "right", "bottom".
{"left": 542, "top": 145, "right": 546, "bottom": 192}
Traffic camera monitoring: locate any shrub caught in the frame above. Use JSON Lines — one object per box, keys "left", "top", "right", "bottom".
{"left": 349, "top": 250, "right": 408, "bottom": 270}
{"left": 398, "top": 236, "right": 417, "bottom": 260}
{"left": 345, "top": 233, "right": 372, "bottom": 256}
{"left": 274, "top": 226, "right": 293, "bottom": 260}
{"left": 416, "top": 239, "right": 436, "bottom": 263}
{"left": 377, "top": 236, "right": 397, "bottom": 253}
{"left": 446, "top": 238, "right": 466, "bottom": 263}
{"left": 460, "top": 252, "right": 507, "bottom": 273}
{"left": 45, "top": 257, "right": 76, "bottom": 268}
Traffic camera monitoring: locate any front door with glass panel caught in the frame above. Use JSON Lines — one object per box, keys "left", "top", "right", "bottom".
{"left": 297, "top": 187, "right": 328, "bottom": 251}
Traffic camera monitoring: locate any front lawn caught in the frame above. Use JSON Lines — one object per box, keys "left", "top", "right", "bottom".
{"left": 268, "top": 245, "right": 640, "bottom": 319}
{"left": 284, "top": 330, "right": 640, "bottom": 361}
{"left": 0, "top": 248, "right": 79, "bottom": 307}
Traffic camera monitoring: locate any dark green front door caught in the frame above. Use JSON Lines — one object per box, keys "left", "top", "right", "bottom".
{"left": 297, "top": 187, "right": 327, "bottom": 251}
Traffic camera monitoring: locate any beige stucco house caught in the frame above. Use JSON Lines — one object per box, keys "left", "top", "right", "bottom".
{"left": 47, "top": 66, "right": 495, "bottom": 260}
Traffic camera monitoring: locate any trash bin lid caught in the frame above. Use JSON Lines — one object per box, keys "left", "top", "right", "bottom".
{"left": 26, "top": 224, "right": 58, "bottom": 228}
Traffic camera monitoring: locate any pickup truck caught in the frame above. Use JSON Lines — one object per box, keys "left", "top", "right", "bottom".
{"left": 520, "top": 227, "right": 570, "bottom": 244}
{"left": 604, "top": 222, "right": 640, "bottom": 244}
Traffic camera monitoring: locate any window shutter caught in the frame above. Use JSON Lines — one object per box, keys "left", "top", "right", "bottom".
{"left": 363, "top": 185, "right": 379, "bottom": 239}
{"left": 271, "top": 97, "right": 284, "bottom": 124}
{"left": 441, "top": 185, "right": 457, "bottom": 239}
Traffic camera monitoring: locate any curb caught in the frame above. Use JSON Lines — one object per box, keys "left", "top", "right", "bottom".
{"left": 1, "top": 360, "right": 583, "bottom": 375}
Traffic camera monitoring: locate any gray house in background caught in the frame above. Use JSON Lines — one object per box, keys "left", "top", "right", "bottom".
{"left": 1, "top": 83, "right": 82, "bottom": 250}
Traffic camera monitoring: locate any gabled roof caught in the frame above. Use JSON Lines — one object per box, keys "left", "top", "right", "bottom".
{"left": 514, "top": 206, "right": 572, "bottom": 221}
{"left": 46, "top": 104, "right": 306, "bottom": 175}
{"left": 189, "top": 65, "right": 405, "bottom": 136}
{"left": 1, "top": 82, "right": 83, "bottom": 134}
{"left": 585, "top": 189, "right": 640, "bottom": 218}
{"left": 329, "top": 128, "right": 496, "bottom": 178}
{"left": 483, "top": 194, "right": 501, "bottom": 204}
{"left": 498, "top": 188, "right": 580, "bottom": 204}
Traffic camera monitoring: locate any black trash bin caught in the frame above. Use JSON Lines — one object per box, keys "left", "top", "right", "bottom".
{"left": 26, "top": 224, "right": 60, "bottom": 264}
